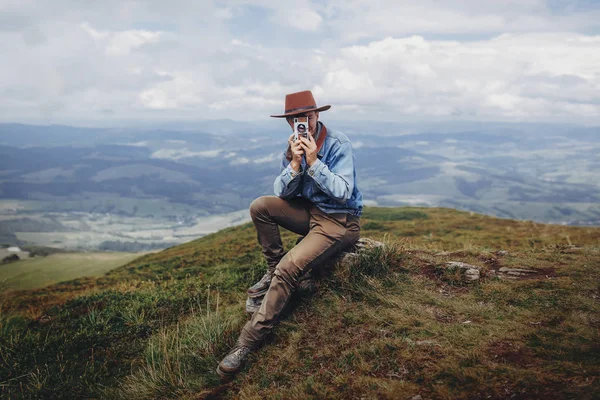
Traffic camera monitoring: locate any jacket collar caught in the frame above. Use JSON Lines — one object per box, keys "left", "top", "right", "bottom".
{"left": 315, "top": 121, "right": 327, "bottom": 158}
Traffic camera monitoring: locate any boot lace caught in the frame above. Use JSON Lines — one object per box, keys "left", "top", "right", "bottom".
{"left": 228, "top": 345, "right": 251, "bottom": 362}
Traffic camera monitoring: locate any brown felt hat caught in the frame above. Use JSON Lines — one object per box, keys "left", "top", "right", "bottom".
{"left": 270, "top": 90, "right": 331, "bottom": 118}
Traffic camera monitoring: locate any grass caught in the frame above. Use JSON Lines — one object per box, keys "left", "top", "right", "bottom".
{"left": 0, "top": 252, "right": 145, "bottom": 291}
{"left": 228, "top": 243, "right": 599, "bottom": 399}
{"left": 0, "top": 206, "right": 599, "bottom": 399}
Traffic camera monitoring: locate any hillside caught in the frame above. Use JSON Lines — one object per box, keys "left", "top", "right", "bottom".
{"left": 0, "top": 252, "right": 146, "bottom": 291}
{"left": 1, "top": 206, "right": 599, "bottom": 399}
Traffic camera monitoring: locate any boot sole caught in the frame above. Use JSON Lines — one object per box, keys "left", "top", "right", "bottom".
{"left": 216, "top": 365, "right": 238, "bottom": 379}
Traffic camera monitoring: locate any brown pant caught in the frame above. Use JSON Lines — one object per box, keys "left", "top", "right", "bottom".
{"left": 238, "top": 195, "right": 361, "bottom": 348}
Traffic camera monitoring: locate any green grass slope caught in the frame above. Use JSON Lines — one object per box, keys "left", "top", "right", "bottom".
{"left": 0, "top": 252, "right": 145, "bottom": 291}
{"left": 0, "top": 206, "right": 599, "bottom": 399}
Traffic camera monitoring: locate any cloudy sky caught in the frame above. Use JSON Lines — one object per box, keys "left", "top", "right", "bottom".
{"left": 1, "top": 0, "right": 599, "bottom": 125}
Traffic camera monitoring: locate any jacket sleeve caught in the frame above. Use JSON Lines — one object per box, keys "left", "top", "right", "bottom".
{"left": 273, "top": 151, "right": 303, "bottom": 199}
{"left": 306, "top": 140, "right": 355, "bottom": 203}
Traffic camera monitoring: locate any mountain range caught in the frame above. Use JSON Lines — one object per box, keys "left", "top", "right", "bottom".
{"left": 0, "top": 121, "right": 598, "bottom": 249}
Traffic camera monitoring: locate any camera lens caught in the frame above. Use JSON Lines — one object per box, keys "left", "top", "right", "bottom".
{"left": 298, "top": 124, "right": 306, "bottom": 133}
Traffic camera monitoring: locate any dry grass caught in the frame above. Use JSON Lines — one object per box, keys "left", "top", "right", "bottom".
{"left": 1, "top": 206, "right": 599, "bottom": 399}
{"left": 225, "top": 244, "right": 599, "bottom": 399}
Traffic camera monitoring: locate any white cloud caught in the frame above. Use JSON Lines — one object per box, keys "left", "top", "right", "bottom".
{"left": 0, "top": 1, "right": 599, "bottom": 124}
{"left": 122, "top": 141, "right": 149, "bottom": 147}
{"left": 227, "top": 0, "right": 323, "bottom": 31}
{"left": 317, "top": 33, "right": 600, "bottom": 120}
{"left": 214, "top": 7, "right": 233, "bottom": 20}
{"left": 231, "top": 157, "right": 250, "bottom": 165}
{"left": 253, "top": 153, "right": 278, "bottom": 163}
{"left": 80, "top": 22, "right": 164, "bottom": 56}
{"left": 151, "top": 148, "right": 223, "bottom": 160}
{"left": 323, "top": 0, "right": 600, "bottom": 39}
{"left": 139, "top": 88, "right": 178, "bottom": 110}
{"left": 271, "top": 6, "right": 323, "bottom": 32}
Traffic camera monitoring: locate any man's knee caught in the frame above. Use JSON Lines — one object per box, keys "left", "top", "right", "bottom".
{"left": 274, "top": 253, "right": 302, "bottom": 287}
{"left": 249, "top": 196, "right": 277, "bottom": 219}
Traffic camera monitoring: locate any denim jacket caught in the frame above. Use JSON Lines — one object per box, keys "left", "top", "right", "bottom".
{"left": 273, "top": 122, "right": 363, "bottom": 217}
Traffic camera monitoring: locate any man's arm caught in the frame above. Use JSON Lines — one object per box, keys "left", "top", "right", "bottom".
{"left": 274, "top": 151, "right": 303, "bottom": 199}
{"left": 306, "top": 140, "right": 355, "bottom": 203}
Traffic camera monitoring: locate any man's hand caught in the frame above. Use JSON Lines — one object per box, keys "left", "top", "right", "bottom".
{"left": 288, "top": 133, "right": 304, "bottom": 172}
{"left": 299, "top": 134, "right": 318, "bottom": 167}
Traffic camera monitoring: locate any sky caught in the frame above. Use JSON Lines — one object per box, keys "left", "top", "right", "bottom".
{"left": 1, "top": 0, "right": 600, "bottom": 125}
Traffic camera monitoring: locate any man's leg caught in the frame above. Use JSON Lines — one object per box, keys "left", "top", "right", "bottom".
{"left": 249, "top": 195, "right": 312, "bottom": 271}
{"left": 247, "top": 196, "right": 312, "bottom": 298}
{"left": 218, "top": 206, "right": 360, "bottom": 377}
{"left": 239, "top": 205, "right": 360, "bottom": 348}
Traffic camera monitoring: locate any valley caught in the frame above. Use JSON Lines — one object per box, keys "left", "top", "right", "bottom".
{"left": 1, "top": 121, "right": 598, "bottom": 251}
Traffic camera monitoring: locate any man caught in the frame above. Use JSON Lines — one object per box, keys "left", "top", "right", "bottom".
{"left": 217, "top": 90, "right": 363, "bottom": 378}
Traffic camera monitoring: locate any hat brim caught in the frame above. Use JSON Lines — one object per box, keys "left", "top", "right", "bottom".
{"left": 270, "top": 105, "right": 331, "bottom": 118}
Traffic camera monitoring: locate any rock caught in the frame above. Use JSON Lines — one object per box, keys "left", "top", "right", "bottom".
{"left": 496, "top": 266, "right": 538, "bottom": 280}
{"left": 411, "top": 395, "right": 423, "bottom": 400}
{"left": 37, "top": 315, "right": 52, "bottom": 325}
{"left": 463, "top": 269, "right": 480, "bottom": 282}
{"left": 339, "top": 252, "right": 359, "bottom": 264}
{"left": 498, "top": 267, "right": 537, "bottom": 276}
{"left": 351, "top": 237, "right": 385, "bottom": 251}
{"left": 446, "top": 261, "right": 479, "bottom": 269}
{"left": 1, "top": 254, "right": 20, "bottom": 264}
{"left": 562, "top": 245, "right": 584, "bottom": 253}
{"left": 339, "top": 238, "right": 385, "bottom": 264}
{"left": 494, "top": 250, "right": 509, "bottom": 256}
{"left": 445, "top": 261, "right": 481, "bottom": 283}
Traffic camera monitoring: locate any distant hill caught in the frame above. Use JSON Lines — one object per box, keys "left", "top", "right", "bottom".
{"left": 1, "top": 206, "right": 598, "bottom": 399}
{"left": 1, "top": 122, "right": 599, "bottom": 224}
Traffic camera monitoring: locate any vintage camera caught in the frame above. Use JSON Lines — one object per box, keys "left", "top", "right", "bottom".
{"left": 293, "top": 117, "right": 309, "bottom": 141}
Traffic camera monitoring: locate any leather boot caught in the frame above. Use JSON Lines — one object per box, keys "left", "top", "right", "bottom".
{"left": 247, "top": 270, "right": 274, "bottom": 298}
{"left": 247, "top": 236, "right": 304, "bottom": 298}
{"left": 245, "top": 295, "right": 263, "bottom": 314}
{"left": 217, "top": 343, "right": 253, "bottom": 378}
{"left": 245, "top": 270, "right": 314, "bottom": 315}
